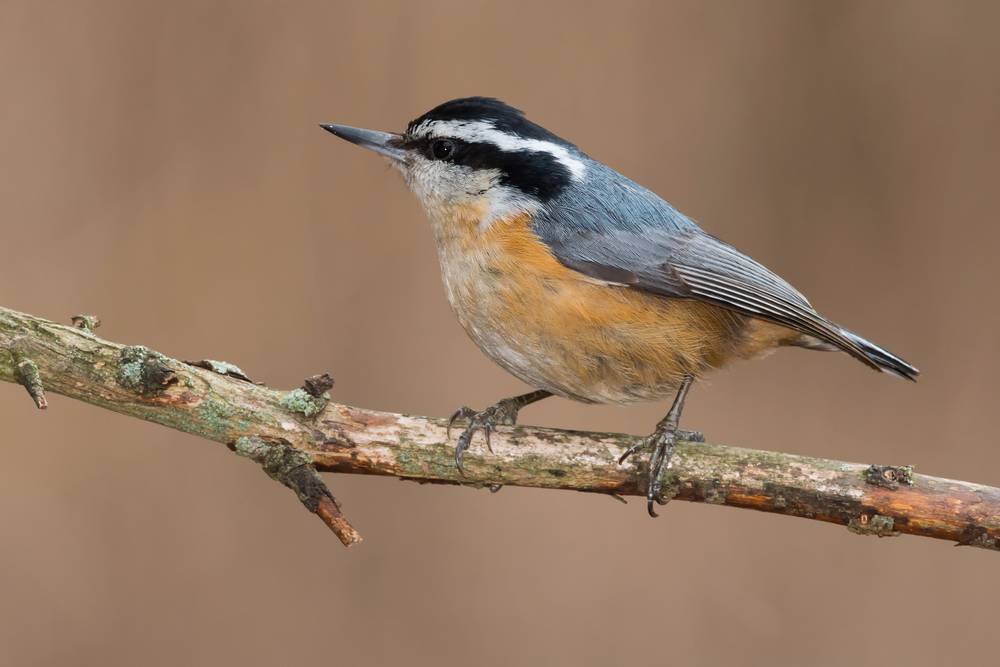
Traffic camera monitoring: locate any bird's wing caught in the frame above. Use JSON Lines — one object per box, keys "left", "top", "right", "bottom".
{"left": 532, "top": 180, "right": 878, "bottom": 368}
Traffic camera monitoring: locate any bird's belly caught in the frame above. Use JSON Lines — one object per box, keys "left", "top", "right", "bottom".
{"left": 429, "top": 207, "right": 793, "bottom": 404}
{"left": 439, "top": 248, "right": 750, "bottom": 404}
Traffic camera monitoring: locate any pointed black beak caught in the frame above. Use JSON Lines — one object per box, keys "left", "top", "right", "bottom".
{"left": 320, "top": 123, "right": 407, "bottom": 161}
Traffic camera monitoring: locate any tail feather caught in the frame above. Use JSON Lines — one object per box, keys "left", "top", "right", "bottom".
{"left": 791, "top": 328, "right": 920, "bottom": 380}
{"left": 838, "top": 329, "right": 920, "bottom": 381}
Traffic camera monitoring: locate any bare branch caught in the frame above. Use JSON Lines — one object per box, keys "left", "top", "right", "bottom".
{"left": 1, "top": 305, "right": 997, "bottom": 551}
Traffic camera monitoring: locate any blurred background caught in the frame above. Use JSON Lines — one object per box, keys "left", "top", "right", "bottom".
{"left": 2, "top": 1, "right": 998, "bottom": 665}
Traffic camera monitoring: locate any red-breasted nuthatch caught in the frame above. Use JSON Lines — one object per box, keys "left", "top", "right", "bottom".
{"left": 322, "top": 97, "right": 919, "bottom": 516}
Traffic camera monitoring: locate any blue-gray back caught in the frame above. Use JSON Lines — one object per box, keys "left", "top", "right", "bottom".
{"left": 531, "top": 159, "right": 878, "bottom": 368}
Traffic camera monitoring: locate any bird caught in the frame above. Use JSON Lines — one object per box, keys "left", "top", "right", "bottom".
{"left": 321, "top": 97, "right": 919, "bottom": 516}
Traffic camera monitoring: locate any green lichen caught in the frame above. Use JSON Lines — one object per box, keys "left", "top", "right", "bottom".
{"left": 397, "top": 442, "right": 459, "bottom": 478}
{"left": 848, "top": 514, "right": 898, "bottom": 537}
{"left": 280, "top": 388, "right": 328, "bottom": 418}
{"left": 234, "top": 435, "right": 309, "bottom": 475}
{"left": 235, "top": 436, "right": 267, "bottom": 459}
{"left": 117, "top": 346, "right": 176, "bottom": 395}
{"left": 196, "top": 398, "right": 238, "bottom": 439}
{"left": 396, "top": 446, "right": 417, "bottom": 470}
{"left": 393, "top": 438, "right": 498, "bottom": 489}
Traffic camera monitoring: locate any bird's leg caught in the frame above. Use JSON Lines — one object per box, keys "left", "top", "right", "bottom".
{"left": 448, "top": 390, "right": 552, "bottom": 473}
{"left": 617, "top": 375, "right": 700, "bottom": 517}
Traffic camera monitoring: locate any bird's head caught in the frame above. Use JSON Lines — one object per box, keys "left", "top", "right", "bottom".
{"left": 321, "top": 97, "right": 588, "bottom": 228}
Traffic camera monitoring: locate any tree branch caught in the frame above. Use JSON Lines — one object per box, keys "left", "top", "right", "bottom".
{"left": 1, "top": 305, "right": 997, "bottom": 551}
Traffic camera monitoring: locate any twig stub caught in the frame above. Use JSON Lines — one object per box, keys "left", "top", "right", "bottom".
{"left": 14, "top": 358, "right": 47, "bottom": 409}
{"left": 70, "top": 314, "right": 101, "bottom": 332}
{"left": 303, "top": 373, "right": 335, "bottom": 398}
{"left": 234, "top": 436, "right": 361, "bottom": 546}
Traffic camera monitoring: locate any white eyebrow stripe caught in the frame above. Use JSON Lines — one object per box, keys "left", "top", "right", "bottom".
{"left": 415, "top": 119, "right": 587, "bottom": 180}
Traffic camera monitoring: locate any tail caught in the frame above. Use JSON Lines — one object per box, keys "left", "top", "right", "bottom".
{"left": 796, "top": 328, "right": 920, "bottom": 381}
{"left": 840, "top": 329, "right": 919, "bottom": 380}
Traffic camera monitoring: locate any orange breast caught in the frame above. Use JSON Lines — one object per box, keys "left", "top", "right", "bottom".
{"left": 431, "top": 206, "right": 792, "bottom": 403}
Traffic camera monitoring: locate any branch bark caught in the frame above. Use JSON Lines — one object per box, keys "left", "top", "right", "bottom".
{"left": 1, "top": 305, "right": 997, "bottom": 551}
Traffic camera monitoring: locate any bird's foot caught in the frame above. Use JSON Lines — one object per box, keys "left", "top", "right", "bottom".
{"left": 619, "top": 428, "right": 703, "bottom": 517}
{"left": 618, "top": 429, "right": 703, "bottom": 464}
{"left": 447, "top": 398, "right": 522, "bottom": 473}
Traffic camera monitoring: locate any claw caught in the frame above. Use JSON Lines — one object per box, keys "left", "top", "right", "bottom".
{"left": 455, "top": 427, "right": 475, "bottom": 474}
{"left": 447, "top": 406, "right": 476, "bottom": 439}
{"left": 446, "top": 390, "right": 553, "bottom": 473}
{"left": 615, "top": 375, "right": 696, "bottom": 518}
{"left": 622, "top": 432, "right": 682, "bottom": 517}
{"left": 647, "top": 498, "right": 659, "bottom": 518}
{"left": 618, "top": 442, "right": 645, "bottom": 465}
{"left": 483, "top": 422, "right": 494, "bottom": 454}
{"left": 450, "top": 408, "right": 503, "bottom": 472}
{"left": 452, "top": 412, "right": 493, "bottom": 475}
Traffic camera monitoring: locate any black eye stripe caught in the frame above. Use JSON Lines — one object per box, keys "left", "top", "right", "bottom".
{"left": 402, "top": 136, "right": 466, "bottom": 160}
{"left": 457, "top": 142, "right": 572, "bottom": 201}
{"left": 431, "top": 139, "right": 454, "bottom": 160}
{"left": 401, "top": 136, "right": 572, "bottom": 202}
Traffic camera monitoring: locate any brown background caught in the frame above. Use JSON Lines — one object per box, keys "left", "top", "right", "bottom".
{"left": 2, "top": 1, "right": 998, "bottom": 665}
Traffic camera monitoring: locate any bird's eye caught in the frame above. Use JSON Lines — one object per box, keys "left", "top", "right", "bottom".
{"left": 431, "top": 139, "right": 454, "bottom": 160}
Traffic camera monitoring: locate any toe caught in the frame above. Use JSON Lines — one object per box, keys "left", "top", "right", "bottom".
{"left": 447, "top": 406, "right": 475, "bottom": 438}
{"left": 483, "top": 422, "right": 495, "bottom": 454}
{"left": 647, "top": 497, "right": 659, "bottom": 518}
{"left": 617, "top": 441, "right": 647, "bottom": 465}
{"left": 455, "top": 427, "right": 477, "bottom": 473}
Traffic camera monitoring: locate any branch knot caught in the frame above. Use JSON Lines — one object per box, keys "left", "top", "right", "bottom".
{"left": 848, "top": 513, "right": 899, "bottom": 537}
{"left": 117, "top": 346, "right": 178, "bottom": 395}
{"left": 70, "top": 314, "right": 101, "bottom": 333}
{"left": 864, "top": 464, "right": 914, "bottom": 490}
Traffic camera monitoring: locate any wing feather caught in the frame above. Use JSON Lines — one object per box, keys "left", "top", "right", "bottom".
{"left": 531, "top": 169, "right": 879, "bottom": 369}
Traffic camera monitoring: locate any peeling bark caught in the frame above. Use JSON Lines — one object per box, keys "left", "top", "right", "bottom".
{"left": 1, "top": 305, "right": 998, "bottom": 551}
